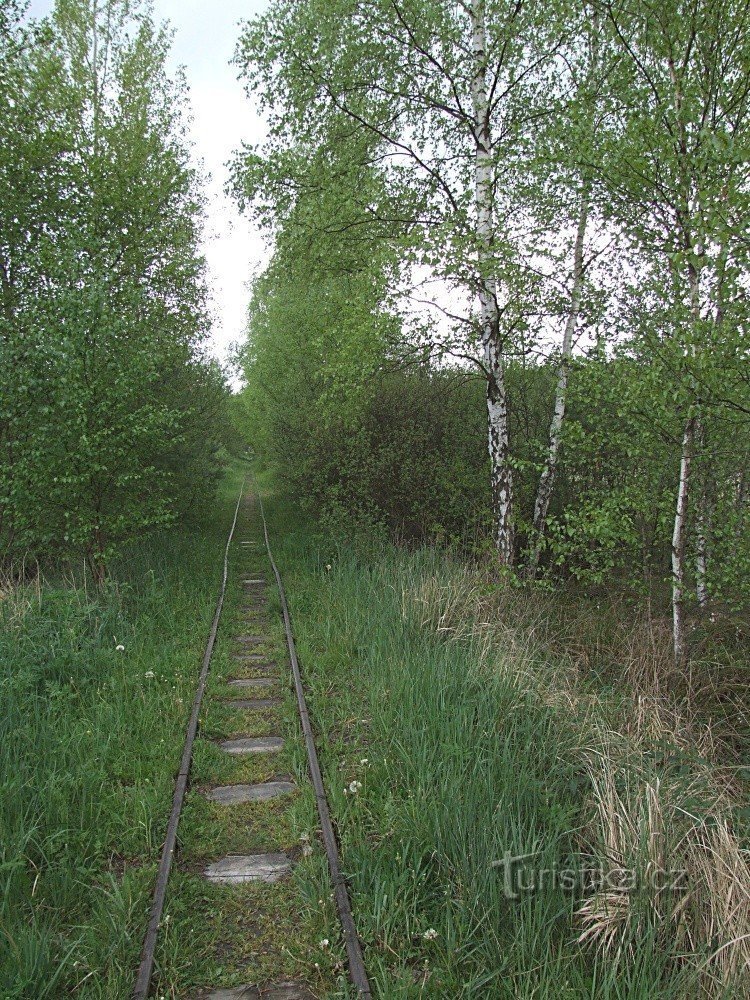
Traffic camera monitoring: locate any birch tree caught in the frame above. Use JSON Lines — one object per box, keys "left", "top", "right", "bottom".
{"left": 467, "top": 0, "right": 515, "bottom": 562}
{"left": 598, "top": 0, "right": 750, "bottom": 661}
{"left": 524, "top": 13, "right": 612, "bottom": 575}
{"left": 235, "top": 0, "right": 573, "bottom": 566}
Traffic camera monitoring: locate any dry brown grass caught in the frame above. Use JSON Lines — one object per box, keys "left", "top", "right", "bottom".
{"left": 402, "top": 557, "right": 750, "bottom": 997}
{"left": 576, "top": 748, "right": 749, "bottom": 994}
{"left": 0, "top": 571, "right": 42, "bottom": 625}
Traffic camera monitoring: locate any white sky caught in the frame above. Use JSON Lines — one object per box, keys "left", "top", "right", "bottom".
{"left": 27, "top": 0, "right": 271, "bottom": 370}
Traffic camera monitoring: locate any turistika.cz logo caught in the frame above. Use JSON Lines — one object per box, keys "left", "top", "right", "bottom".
{"left": 491, "top": 849, "right": 688, "bottom": 900}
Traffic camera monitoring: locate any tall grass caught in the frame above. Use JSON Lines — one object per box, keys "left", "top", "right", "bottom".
{"left": 270, "top": 506, "right": 749, "bottom": 999}
{"left": 0, "top": 471, "right": 243, "bottom": 998}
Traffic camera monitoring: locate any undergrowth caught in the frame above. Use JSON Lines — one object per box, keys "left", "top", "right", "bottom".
{"left": 0, "top": 470, "right": 244, "bottom": 998}
{"left": 267, "top": 497, "right": 749, "bottom": 999}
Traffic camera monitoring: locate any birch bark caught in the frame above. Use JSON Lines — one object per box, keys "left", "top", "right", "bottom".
{"left": 695, "top": 506, "right": 709, "bottom": 608}
{"left": 671, "top": 260, "right": 701, "bottom": 662}
{"left": 469, "top": 0, "right": 514, "bottom": 566}
{"left": 672, "top": 414, "right": 695, "bottom": 664}
{"left": 694, "top": 419, "right": 710, "bottom": 609}
{"left": 527, "top": 187, "right": 590, "bottom": 576}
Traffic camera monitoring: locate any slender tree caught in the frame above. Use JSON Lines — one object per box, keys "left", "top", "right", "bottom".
{"left": 597, "top": 0, "right": 750, "bottom": 660}
{"left": 235, "top": 0, "right": 573, "bottom": 566}
{"left": 525, "top": 13, "right": 612, "bottom": 574}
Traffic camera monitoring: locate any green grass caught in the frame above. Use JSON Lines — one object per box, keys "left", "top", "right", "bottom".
{"left": 3, "top": 473, "right": 745, "bottom": 998}
{"left": 0, "top": 469, "right": 338, "bottom": 999}
{"left": 0, "top": 469, "right": 247, "bottom": 997}
{"left": 263, "top": 494, "right": 745, "bottom": 999}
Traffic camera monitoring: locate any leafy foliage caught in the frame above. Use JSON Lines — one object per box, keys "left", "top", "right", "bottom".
{"left": 233, "top": 0, "right": 750, "bottom": 643}
{"left": 0, "top": 0, "right": 229, "bottom": 580}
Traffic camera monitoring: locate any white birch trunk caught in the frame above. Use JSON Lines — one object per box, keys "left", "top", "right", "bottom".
{"left": 469, "top": 0, "right": 514, "bottom": 566}
{"left": 672, "top": 415, "right": 695, "bottom": 663}
{"left": 527, "top": 188, "right": 590, "bottom": 576}
{"left": 672, "top": 262, "right": 701, "bottom": 663}
{"left": 694, "top": 421, "right": 709, "bottom": 609}
{"left": 695, "top": 510, "right": 708, "bottom": 608}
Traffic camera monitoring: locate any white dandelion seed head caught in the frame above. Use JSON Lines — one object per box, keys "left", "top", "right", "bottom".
{"left": 348, "top": 780, "right": 362, "bottom": 794}
{"left": 116, "top": 644, "right": 125, "bottom": 651}
{"left": 144, "top": 670, "right": 155, "bottom": 679}
{"left": 423, "top": 928, "right": 438, "bottom": 941}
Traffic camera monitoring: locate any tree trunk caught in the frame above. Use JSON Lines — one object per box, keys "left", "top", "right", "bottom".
{"left": 527, "top": 187, "right": 590, "bottom": 577}
{"left": 88, "top": 522, "right": 107, "bottom": 588}
{"left": 695, "top": 508, "right": 708, "bottom": 609}
{"left": 672, "top": 415, "right": 695, "bottom": 664}
{"left": 88, "top": 550, "right": 107, "bottom": 588}
{"left": 485, "top": 333, "right": 514, "bottom": 563}
{"left": 469, "top": 0, "right": 514, "bottom": 566}
{"left": 672, "top": 261, "right": 702, "bottom": 663}
{"left": 694, "top": 421, "right": 710, "bottom": 609}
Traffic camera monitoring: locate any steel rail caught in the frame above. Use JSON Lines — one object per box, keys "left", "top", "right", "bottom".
{"left": 132, "top": 479, "right": 245, "bottom": 999}
{"left": 256, "top": 485, "right": 372, "bottom": 998}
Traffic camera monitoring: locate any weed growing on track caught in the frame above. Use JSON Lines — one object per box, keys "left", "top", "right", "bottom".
{"left": 266, "top": 496, "right": 748, "bottom": 999}
{"left": 150, "top": 486, "right": 334, "bottom": 998}
{"left": 0, "top": 471, "right": 244, "bottom": 998}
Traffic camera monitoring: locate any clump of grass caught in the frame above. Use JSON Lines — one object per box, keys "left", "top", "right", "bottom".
{"left": 577, "top": 749, "right": 749, "bottom": 993}
{"left": 412, "top": 557, "right": 750, "bottom": 997}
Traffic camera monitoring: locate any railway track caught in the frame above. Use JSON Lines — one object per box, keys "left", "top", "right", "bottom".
{"left": 132, "top": 479, "right": 371, "bottom": 999}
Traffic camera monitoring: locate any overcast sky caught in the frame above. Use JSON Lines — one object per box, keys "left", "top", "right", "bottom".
{"left": 27, "top": 0, "right": 271, "bottom": 369}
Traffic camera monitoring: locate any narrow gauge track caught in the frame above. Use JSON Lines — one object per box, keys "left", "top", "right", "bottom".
{"left": 132, "top": 477, "right": 371, "bottom": 999}
{"left": 256, "top": 487, "right": 372, "bottom": 998}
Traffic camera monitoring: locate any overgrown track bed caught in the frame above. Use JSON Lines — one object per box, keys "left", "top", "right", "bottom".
{"left": 134, "top": 483, "right": 369, "bottom": 998}
{"left": 132, "top": 484, "right": 244, "bottom": 998}
{"left": 256, "top": 489, "right": 371, "bottom": 999}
